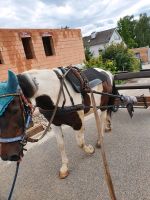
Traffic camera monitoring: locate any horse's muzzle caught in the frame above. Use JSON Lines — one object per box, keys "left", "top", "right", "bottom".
{"left": 9, "top": 155, "right": 21, "bottom": 161}
{"left": 1, "top": 154, "right": 22, "bottom": 161}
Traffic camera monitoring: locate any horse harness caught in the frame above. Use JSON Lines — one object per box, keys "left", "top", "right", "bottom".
{"left": 0, "top": 66, "right": 136, "bottom": 145}
{"left": 0, "top": 66, "right": 137, "bottom": 200}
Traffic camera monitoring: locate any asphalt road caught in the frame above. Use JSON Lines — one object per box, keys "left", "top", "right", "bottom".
{"left": 0, "top": 107, "right": 150, "bottom": 200}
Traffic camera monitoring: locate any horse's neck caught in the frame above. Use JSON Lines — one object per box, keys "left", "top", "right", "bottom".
{"left": 27, "top": 69, "right": 82, "bottom": 106}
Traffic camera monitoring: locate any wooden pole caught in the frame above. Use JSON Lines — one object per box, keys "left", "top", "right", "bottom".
{"left": 90, "top": 91, "right": 117, "bottom": 200}
{"left": 116, "top": 84, "right": 150, "bottom": 90}
{"left": 114, "top": 70, "right": 150, "bottom": 80}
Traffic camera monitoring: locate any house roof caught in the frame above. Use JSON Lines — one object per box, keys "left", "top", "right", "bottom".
{"left": 83, "top": 28, "right": 116, "bottom": 47}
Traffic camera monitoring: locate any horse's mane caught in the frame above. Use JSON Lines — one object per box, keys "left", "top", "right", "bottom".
{"left": 17, "top": 73, "right": 38, "bottom": 98}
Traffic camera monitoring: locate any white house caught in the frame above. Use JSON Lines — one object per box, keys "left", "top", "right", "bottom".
{"left": 83, "top": 28, "right": 124, "bottom": 57}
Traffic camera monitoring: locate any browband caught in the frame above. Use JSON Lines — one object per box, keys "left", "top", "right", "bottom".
{"left": 0, "top": 135, "right": 24, "bottom": 143}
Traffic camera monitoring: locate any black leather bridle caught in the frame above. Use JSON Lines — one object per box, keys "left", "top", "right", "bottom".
{"left": 0, "top": 92, "right": 33, "bottom": 144}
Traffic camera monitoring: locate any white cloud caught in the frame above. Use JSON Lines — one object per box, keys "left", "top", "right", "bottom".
{"left": 0, "top": 0, "right": 149, "bottom": 35}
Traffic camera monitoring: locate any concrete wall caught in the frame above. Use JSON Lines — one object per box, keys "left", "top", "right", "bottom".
{"left": 0, "top": 28, "right": 85, "bottom": 81}
{"left": 90, "top": 43, "right": 106, "bottom": 57}
{"left": 132, "top": 47, "right": 149, "bottom": 63}
{"left": 148, "top": 48, "right": 150, "bottom": 63}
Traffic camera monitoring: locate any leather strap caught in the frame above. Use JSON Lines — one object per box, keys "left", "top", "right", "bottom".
{"left": 0, "top": 135, "right": 24, "bottom": 143}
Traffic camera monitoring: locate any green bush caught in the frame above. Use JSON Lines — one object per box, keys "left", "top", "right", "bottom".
{"left": 84, "top": 43, "right": 140, "bottom": 73}
{"left": 84, "top": 55, "right": 104, "bottom": 69}
{"left": 104, "top": 59, "right": 117, "bottom": 73}
{"left": 127, "top": 49, "right": 141, "bottom": 71}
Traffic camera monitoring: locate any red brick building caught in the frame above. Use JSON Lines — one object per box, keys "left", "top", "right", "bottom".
{"left": 0, "top": 28, "right": 85, "bottom": 81}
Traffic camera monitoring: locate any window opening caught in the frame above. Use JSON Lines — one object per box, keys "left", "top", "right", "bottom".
{"left": 0, "top": 51, "right": 4, "bottom": 64}
{"left": 21, "top": 37, "right": 35, "bottom": 59}
{"left": 42, "top": 36, "right": 54, "bottom": 56}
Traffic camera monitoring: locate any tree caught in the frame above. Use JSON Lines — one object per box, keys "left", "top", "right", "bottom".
{"left": 101, "top": 43, "right": 140, "bottom": 72}
{"left": 84, "top": 47, "right": 93, "bottom": 61}
{"left": 117, "top": 13, "right": 150, "bottom": 48}
{"left": 117, "top": 15, "right": 138, "bottom": 48}
{"left": 84, "top": 43, "right": 140, "bottom": 72}
{"left": 135, "top": 13, "right": 150, "bottom": 47}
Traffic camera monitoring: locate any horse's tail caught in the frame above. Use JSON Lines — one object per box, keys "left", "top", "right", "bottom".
{"left": 112, "top": 79, "right": 119, "bottom": 96}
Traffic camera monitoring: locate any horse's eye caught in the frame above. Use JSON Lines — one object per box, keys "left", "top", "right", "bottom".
{"left": 11, "top": 108, "right": 19, "bottom": 114}
{"left": 12, "top": 124, "right": 18, "bottom": 129}
{"left": 11, "top": 100, "right": 15, "bottom": 105}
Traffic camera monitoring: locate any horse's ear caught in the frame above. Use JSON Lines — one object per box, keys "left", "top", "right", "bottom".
{"left": 7, "top": 70, "right": 19, "bottom": 92}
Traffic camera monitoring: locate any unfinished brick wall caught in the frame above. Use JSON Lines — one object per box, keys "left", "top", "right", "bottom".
{"left": 0, "top": 29, "right": 85, "bottom": 81}
{"left": 131, "top": 47, "right": 149, "bottom": 63}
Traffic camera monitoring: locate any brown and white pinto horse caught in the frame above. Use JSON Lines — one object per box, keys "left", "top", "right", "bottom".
{"left": 0, "top": 67, "right": 116, "bottom": 178}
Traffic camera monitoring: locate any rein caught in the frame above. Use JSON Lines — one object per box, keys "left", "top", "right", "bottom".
{"left": 7, "top": 162, "right": 20, "bottom": 200}
{"left": 26, "top": 69, "right": 71, "bottom": 142}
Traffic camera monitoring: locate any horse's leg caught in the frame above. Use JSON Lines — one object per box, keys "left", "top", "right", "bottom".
{"left": 96, "top": 110, "right": 107, "bottom": 148}
{"left": 75, "top": 111, "right": 95, "bottom": 154}
{"left": 53, "top": 125, "right": 69, "bottom": 179}
{"left": 105, "top": 109, "right": 112, "bottom": 132}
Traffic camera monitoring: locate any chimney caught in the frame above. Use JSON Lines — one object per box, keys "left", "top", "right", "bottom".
{"left": 91, "top": 32, "right": 97, "bottom": 39}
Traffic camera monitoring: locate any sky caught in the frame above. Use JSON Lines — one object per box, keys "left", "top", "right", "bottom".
{"left": 0, "top": 0, "right": 150, "bottom": 36}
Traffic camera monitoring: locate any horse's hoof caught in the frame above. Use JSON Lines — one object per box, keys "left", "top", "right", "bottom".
{"left": 105, "top": 127, "right": 112, "bottom": 132}
{"left": 89, "top": 145, "right": 95, "bottom": 154}
{"left": 59, "top": 170, "right": 69, "bottom": 179}
{"left": 84, "top": 144, "right": 95, "bottom": 154}
{"left": 96, "top": 141, "right": 101, "bottom": 148}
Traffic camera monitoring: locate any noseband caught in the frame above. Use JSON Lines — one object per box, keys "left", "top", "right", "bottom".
{"left": 0, "top": 92, "right": 33, "bottom": 144}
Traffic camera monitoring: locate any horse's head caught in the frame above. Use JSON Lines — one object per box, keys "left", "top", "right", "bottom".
{"left": 0, "top": 71, "right": 32, "bottom": 161}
